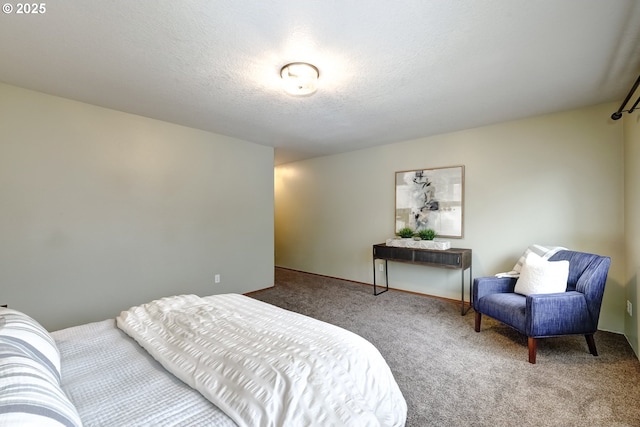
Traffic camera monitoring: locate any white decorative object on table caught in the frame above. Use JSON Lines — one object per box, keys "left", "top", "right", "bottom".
{"left": 386, "top": 238, "right": 451, "bottom": 250}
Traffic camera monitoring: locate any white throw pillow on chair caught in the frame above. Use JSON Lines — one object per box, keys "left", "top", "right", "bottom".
{"left": 514, "top": 252, "right": 569, "bottom": 296}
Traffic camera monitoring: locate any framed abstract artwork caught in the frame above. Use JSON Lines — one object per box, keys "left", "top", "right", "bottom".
{"left": 395, "top": 165, "right": 465, "bottom": 238}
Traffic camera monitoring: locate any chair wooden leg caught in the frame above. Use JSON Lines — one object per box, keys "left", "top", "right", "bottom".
{"left": 474, "top": 312, "right": 481, "bottom": 332}
{"left": 528, "top": 337, "right": 537, "bottom": 364}
{"left": 585, "top": 334, "right": 598, "bottom": 356}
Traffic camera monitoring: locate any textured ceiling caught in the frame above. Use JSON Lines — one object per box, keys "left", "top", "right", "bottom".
{"left": 1, "top": 1, "right": 639, "bottom": 165}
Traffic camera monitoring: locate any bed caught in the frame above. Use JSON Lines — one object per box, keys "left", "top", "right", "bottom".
{"left": 0, "top": 293, "right": 407, "bottom": 426}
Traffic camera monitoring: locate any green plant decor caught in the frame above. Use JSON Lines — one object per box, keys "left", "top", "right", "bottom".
{"left": 397, "top": 227, "right": 415, "bottom": 238}
{"left": 418, "top": 228, "right": 436, "bottom": 240}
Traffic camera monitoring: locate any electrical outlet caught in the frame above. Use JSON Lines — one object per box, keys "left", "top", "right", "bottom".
{"left": 627, "top": 300, "right": 633, "bottom": 316}
{"left": 378, "top": 263, "right": 384, "bottom": 272}
{"left": 215, "top": 274, "right": 221, "bottom": 284}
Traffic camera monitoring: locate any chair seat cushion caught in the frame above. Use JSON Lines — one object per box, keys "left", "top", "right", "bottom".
{"left": 476, "top": 293, "right": 527, "bottom": 333}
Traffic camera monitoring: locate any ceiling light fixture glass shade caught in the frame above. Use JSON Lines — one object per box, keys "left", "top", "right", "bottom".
{"left": 280, "top": 62, "right": 319, "bottom": 96}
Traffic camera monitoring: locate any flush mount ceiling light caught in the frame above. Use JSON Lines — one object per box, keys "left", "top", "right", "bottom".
{"left": 280, "top": 62, "right": 319, "bottom": 96}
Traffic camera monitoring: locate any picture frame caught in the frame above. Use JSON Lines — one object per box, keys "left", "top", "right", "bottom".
{"left": 395, "top": 165, "right": 465, "bottom": 238}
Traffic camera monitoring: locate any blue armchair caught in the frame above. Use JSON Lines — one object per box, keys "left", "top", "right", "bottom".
{"left": 473, "top": 250, "right": 611, "bottom": 363}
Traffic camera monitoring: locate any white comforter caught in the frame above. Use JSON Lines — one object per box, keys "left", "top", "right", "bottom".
{"left": 116, "top": 294, "right": 407, "bottom": 427}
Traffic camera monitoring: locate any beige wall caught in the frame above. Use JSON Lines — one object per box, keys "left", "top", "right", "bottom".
{"left": 275, "top": 102, "right": 626, "bottom": 334}
{"left": 624, "top": 110, "right": 640, "bottom": 355}
{"left": 0, "top": 83, "right": 275, "bottom": 331}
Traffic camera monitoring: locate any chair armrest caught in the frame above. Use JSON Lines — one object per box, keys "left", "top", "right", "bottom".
{"left": 473, "top": 276, "right": 517, "bottom": 305}
{"left": 526, "top": 291, "right": 593, "bottom": 336}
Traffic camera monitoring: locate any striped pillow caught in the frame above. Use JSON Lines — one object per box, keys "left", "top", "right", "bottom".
{"left": 512, "top": 244, "right": 567, "bottom": 275}
{"left": 0, "top": 308, "right": 82, "bottom": 426}
{"left": 0, "top": 352, "right": 83, "bottom": 427}
{"left": 0, "top": 308, "right": 61, "bottom": 383}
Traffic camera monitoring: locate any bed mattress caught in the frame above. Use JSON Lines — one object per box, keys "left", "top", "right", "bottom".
{"left": 53, "top": 319, "right": 236, "bottom": 427}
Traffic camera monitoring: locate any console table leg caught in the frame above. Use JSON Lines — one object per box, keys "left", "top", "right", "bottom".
{"left": 373, "top": 259, "right": 389, "bottom": 296}
{"left": 461, "top": 267, "right": 472, "bottom": 316}
{"left": 373, "top": 259, "right": 377, "bottom": 295}
{"left": 470, "top": 265, "right": 473, "bottom": 309}
{"left": 460, "top": 268, "right": 465, "bottom": 315}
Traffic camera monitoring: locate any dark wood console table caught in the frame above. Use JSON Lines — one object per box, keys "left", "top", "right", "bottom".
{"left": 372, "top": 243, "right": 472, "bottom": 315}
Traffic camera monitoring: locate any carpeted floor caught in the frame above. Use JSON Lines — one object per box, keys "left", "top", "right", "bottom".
{"left": 249, "top": 267, "right": 640, "bottom": 427}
